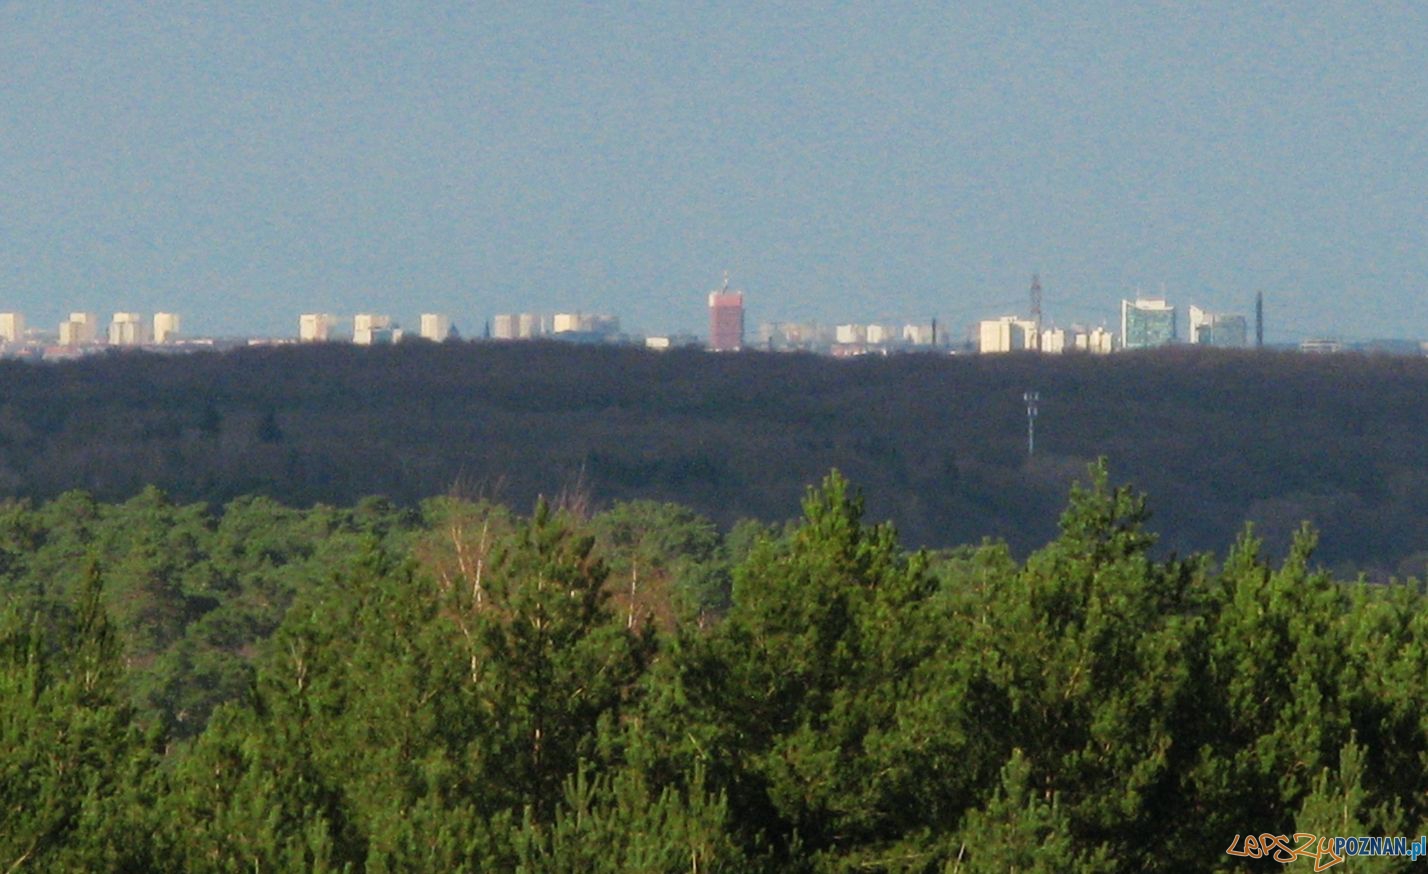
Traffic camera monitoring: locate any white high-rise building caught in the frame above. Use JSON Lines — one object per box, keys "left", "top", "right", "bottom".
{"left": 550, "top": 312, "right": 618, "bottom": 337}
{"left": 517, "top": 313, "right": 543, "bottom": 338}
{"left": 299, "top": 313, "right": 337, "bottom": 342}
{"left": 59, "top": 312, "right": 98, "bottom": 346}
{"left": 354, "top": 313, "right": 390, "bottom": 332}
{"left": 865, "top": 324, "right": 894, "bottom": 345}
{"left": 978, "top": 317, "right": 1037, "bottom": 353}
{"left": 0, "top": 313, "right": 24, "bottom": 343}
{"left": 153, "top": 312, "right": 181, "bottom": 344}
{"left": 492, "top": 313, "right": 548, "bottom": 339}
{"left": 420, "top": 313, "right": 452, "bottom": 341}
{"left": 1072, "top": 326, "right": 1116, "bottom": 354}
{"left": 902, "top": 323, "right": 937, "bottom": 346}
{"left": 353, "top": 313, "right": 394, "bottom": 345}
{"left": 109, "top": 312, "right": 150, "bottom": 346}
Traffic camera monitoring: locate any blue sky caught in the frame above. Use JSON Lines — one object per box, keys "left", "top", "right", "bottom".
{"left": 2, "top": 2, "right": 1425, "bottom": 340}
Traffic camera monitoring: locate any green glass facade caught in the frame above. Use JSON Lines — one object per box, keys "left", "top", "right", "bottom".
{"left": 1122, "top": 300, "right": 1176, "bottom": 348}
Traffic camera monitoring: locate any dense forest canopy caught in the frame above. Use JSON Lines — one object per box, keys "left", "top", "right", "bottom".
{"left": 0, "top": 341, "right": 1423, "bottom": 576}
{"left": 2, "top": 471, "right": 1425, "bottom": 871}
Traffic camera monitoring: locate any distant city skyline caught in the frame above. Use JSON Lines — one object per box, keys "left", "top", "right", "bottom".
{"left": 3, "top": 295, "right": 1424, "bottom": 362}
{"left": 0, "top": 280, "right": 1412, "bottom": 348}
{"left": 3, "top": 5, "right": 1425, "bottom": 341}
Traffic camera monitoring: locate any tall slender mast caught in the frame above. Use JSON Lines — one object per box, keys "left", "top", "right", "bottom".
{"left": 1024, "top": 391, "right": 1040, "bottom": 456}
{"left": 1030, "top": 274, "right": 1043, "bottom": 352}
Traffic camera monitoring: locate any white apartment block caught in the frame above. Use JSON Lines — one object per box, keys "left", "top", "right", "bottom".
{"left": 835, "top": 324, "right": 867, "bottom": 344}
{"left": 902, "top": 323, "right": 936, "bottom": 345}
{"left": 1073, "top": 326, "right": 1115, "bottom": 354}
{"left": 865, "top": 324, "right": 895, "bottom": 345}
{"left": 978, "top": 317, "right": 1036, "bottom": 353}
{"left": 420, "top": 313, "right": 452, "bottom": 342}
{"left": 109, "top": 312, "right": 150, "bottom": 346}
{"left": 299, "top": 313, "right": 337, "bottom": 342}
{"left": 153, "top": 312, "right": 181, "bottom": 344}
{"left": 491, "top": 314, "right": 517, "bottom": 340}
{"left": 354, "top": 313, "right": 390, "bottom": 333}
{"left": 0, "top": 313, "right": 24, "bottom": 343}
{"left": 353, "top": 313, "right": 395, "bottom": 345}
{"left": 492, "top": 313, "right": 551, "bottom": 339}
{"left": 59, "top": 312, "right": 98, "bottom": 346}
{"left": 518, "top": 313, "right": 545, "bottom": 338}
{"left": 551, "top": 313, "right": 618, "bottom": 335}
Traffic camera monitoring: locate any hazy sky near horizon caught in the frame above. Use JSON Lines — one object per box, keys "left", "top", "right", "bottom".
{"left": 3, "top": 3, "right": 1426, "bottom": 340}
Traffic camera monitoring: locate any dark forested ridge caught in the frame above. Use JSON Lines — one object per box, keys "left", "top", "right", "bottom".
{"left": 1, "top": 340, "right": 1425, "bottom": 573}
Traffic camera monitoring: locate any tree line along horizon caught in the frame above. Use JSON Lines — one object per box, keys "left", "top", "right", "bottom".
{"left": 5, "top": 465, "right": 1428, "bottom": 871}
{"left": 0, "top": 340, "right": 1426, "bottom": 580}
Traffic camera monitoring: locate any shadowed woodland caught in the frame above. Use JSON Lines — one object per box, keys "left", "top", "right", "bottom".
{"left": 0, "top": 341, "right": 1425, "bottom": 575}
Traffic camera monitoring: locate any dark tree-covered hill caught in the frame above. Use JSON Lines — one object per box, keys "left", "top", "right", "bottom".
{"left": 0, "top": 340, "right": 1423, "bottom": 574}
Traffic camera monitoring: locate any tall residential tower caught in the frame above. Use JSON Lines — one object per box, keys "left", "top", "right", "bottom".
{"left": 153, "top": 312, "right": 181, "bottom": 344}
{"left": 707, "top": 273, "right": 744, "bottom": 352}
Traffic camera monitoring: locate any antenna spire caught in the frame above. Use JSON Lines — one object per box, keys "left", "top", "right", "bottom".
{"left": 1030, "top": 274, "right": 1043, "bottom": 352}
